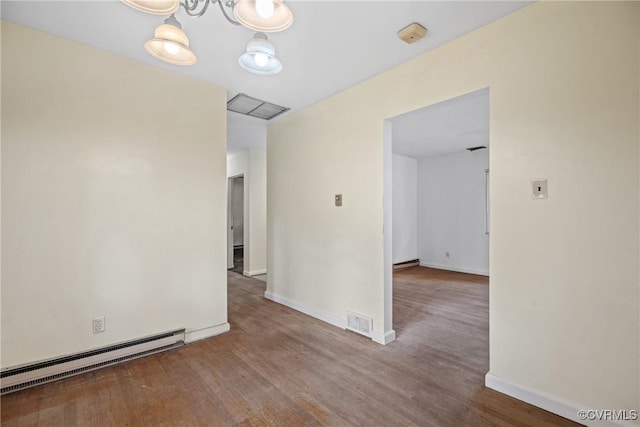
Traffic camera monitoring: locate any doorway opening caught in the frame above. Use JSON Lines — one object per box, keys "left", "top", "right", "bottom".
{"left": 228, "top": 175, "right": 244, "bottom": 274}
{"left": 383, "top": 87, "right": 490, "bottom": 342}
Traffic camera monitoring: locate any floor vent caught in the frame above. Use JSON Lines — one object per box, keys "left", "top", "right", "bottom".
{"left": 347, "top": 311, "right": 373, "bottom": 338}
{"left": 1, "top": 329, "right": 185, "bottom": 395}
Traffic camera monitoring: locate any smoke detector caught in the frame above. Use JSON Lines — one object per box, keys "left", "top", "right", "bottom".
{"left": 398, "top": 22, "right": 428, "bottom": 44}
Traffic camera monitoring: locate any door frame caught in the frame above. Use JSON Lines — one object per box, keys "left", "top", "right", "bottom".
{"left": 227, "top": 174, "right": 245, "bottom": 270}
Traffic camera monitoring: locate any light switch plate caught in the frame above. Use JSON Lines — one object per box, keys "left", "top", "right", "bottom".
{"left": 532, "top": 179, "right": 548, "bottom": 199}
{"left": 335, "top": 194, "right": 342, "bottom": 206}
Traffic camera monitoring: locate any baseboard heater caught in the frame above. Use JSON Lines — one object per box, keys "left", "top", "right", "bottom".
{"left": 0, "top": 328, "right": 185, "bottom": 395}
{"left": 393, "top": 259, "right": 420, "bottom": 270}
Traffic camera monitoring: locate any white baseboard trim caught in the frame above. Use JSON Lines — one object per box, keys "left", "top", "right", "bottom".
{"left": 264, "top": 291, "right": 346, "bottom": 329}
{"left": 185, "top": 323, "right": 230, "bottom": 343}
{"left": 244, "top": 269, "right": 267, "bottom": 277}
{"left": 419, "top": 262, "right": 489, "bottom": 277}
{"left": 264, "top": 291, "right": 396, "bottom": 345}
{"left": 264, "top": 292, "right": 395, "bottom": 346}
{"left": 372, "top": 329, "right": 396, "bottom": 345}
{"left": 485, "top": 373, "right": 580, "bottom": 424}
{"left": 485, "top": 373, "right": 637, "bottom": 426}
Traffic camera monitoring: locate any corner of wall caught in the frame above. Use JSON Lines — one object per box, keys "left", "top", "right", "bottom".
{"left": 185, "top": 323, "right": 231, "bottom": 343}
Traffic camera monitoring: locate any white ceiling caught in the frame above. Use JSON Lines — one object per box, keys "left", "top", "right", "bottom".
{"left": 1, "top": 1, "right": 529, "bottom": 153}
{"left": 391, "top": 87, "right": 489, "bottom": 159}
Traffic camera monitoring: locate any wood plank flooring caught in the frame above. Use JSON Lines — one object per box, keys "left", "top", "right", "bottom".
{"left": 1, "top": 267, "right": 579, "bottom": 426}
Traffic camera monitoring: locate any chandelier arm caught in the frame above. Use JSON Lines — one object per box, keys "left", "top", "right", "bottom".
{"left": 217, "top": 0, "right": 242, "bottom": 26}
{"left": 180, "top": 0, "right": 212, "bottom": 18}
{"left": 178, "top": 0, "right": 240, "bottom": 26}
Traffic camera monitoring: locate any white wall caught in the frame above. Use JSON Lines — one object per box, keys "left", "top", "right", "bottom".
{"left": 0, "top": 19, "right": 4, "bottom": 363}
{"left": 392, "top": 154, "right": 418, "bottom": 264}
{"left": 1, "top": 22, "right": 230, "bottom": 368}
{"left": 267, "top": 2, "right": 639, "bottom": 422}
{"left": 248, "top": 148, "right": 267, "bottom": 274}
{"left": 227, "top": 147, "right": 267, "bottom": 276}
{"left": 417, "top": 150, "right": 489, "bottom": 275}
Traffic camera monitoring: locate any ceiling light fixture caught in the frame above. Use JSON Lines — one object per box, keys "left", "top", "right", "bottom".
{"left": 239, "top": 32, "right": 282, "bottom": 75}
{"left": 233, "top": 0, "right": 293, "bottom": 32}
{"left": 255, "top": 0, "right": 275, "bottom": 19}
{"left": 122, "top": 0, "right": 180, "bottom": 15}
{"left": 144, "top": 15, "right": 196, "bottom": 66}
{"left": 122, "top": 0, "right": 292, "bottom": 74}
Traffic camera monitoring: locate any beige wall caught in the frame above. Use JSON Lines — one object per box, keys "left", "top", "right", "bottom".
{"left": 1, "top": 22, "right": 229, "bottom": 367}
{"left": 268, "top": 1, "right": 639, "bottom": 418}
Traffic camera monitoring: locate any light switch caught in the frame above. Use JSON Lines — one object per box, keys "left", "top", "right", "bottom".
{"left": 532, "top": 179, "right": 548, "bottom": 199}
{"left": 335, "top": 194, "right": 342, "bottom": 206}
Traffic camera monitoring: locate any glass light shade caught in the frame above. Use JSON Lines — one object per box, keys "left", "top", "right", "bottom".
{"left": 163, "top": 41, "right": 181, "bottom": 55}
{"left": 238, "top": 33, "right": 282, "bottom": 75}
{"left": 254, "top": 52, "right": 269, "bottom": 67}
{"left": 144, "top": 23, "right": 197, "bottom": 66}
{"left": 255, "top": 0, "right": 274, "bottom": 18}
{"left": 121, "top": 0, "right": 179, "bottom": 15}
{"left": 233, "top": 0, "right": 293, "bottom": 32}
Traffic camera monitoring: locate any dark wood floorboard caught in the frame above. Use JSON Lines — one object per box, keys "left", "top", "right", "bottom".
{"left": 1, "top": 267, "right": 579, "bottom": 426}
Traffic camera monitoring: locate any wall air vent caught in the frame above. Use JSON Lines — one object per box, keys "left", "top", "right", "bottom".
{"left": 227, "top": 93, "right": 290, "bottom": 120}
{"left": 466, "top": 145, "right": 487, "bottom": 152}
{"left": 346, "top": 311, "right": 373, "bottom": 338}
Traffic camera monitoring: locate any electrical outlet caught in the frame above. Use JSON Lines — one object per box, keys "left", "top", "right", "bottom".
{"left": 92, "top": 316, "right": 105, "bottom": 334}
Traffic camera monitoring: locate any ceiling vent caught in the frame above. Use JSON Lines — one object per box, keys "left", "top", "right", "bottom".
{"left": 227, "top": 93, "right": 290, "bottom": 120}
{"left": 398, "top": 22, "right": 428, "bottom": 44}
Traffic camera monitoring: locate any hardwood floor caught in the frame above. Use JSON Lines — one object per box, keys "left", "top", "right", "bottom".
{"left": 1, "top": 267, "right": 579, "bottom": 426}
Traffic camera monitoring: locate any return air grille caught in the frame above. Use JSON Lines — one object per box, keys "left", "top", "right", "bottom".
{"left": 0, "top": 329, "right": 185, "bottom": 394}
{"left": 347, "top": 311, "right": 373, "bottom": 338}
{"left": 227, "top": 93, "right": 290, "bottom": 120}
